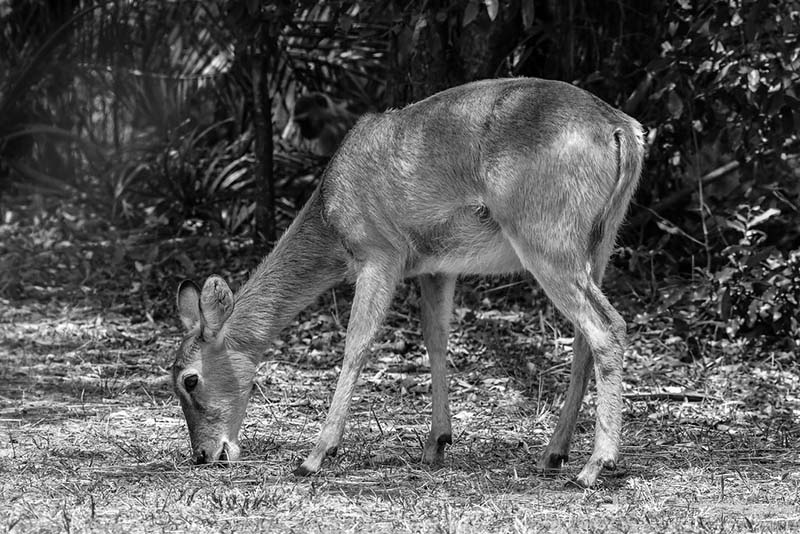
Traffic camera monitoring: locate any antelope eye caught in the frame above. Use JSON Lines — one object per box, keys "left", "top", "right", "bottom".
{"left": 184, "top": 374, "right": 199, "bottom": 392}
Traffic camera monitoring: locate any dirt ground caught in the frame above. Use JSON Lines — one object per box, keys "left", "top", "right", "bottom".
{"left": 1, "top": 285, "right": 799, "bottom": 533}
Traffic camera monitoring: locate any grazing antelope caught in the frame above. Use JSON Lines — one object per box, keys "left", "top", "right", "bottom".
{"left": 172, "top": 77, "right": 644, "bottom": 488}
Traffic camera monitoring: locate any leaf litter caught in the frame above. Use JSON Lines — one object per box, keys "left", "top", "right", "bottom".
{"left": 0, "top": 268, "right": 799, "bottom": 532}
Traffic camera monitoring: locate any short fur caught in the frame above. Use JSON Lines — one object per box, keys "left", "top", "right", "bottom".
{"left": 173, "top": 77, "right": 645, "bottom": 488}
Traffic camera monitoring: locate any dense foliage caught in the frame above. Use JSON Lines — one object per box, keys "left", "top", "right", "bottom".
{"left": 0, "top": 0, "right": 798, "bottom": 347}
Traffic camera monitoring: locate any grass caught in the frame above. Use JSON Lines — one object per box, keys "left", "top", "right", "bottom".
{"left": 1, "top": 285, "right": 799, "bottom": 533}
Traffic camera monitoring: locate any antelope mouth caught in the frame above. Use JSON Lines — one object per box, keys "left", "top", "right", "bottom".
{"left": 216, "top": 440, "right": 241, "bottom": 464}
{"left": 218, "top": 442, "right": 231, "bottom": 463}
{"left": 193, "top": 440, "right": 240, "bottom": 466}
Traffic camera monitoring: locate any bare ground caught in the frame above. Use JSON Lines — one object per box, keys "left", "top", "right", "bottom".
{"left": 1, "top": 284, "right": 799, "bottom": 534}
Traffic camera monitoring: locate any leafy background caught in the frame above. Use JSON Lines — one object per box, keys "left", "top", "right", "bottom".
{"left": 1, "top": 0, "right": 798, "bottom": 350}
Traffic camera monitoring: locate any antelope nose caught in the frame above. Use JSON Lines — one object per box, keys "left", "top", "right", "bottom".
{"left": 194, "top": 449, "right": 208, "bottom": 465}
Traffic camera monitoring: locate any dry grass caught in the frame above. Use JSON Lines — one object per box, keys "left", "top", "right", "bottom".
{"left": 1, "top": 289, "right": 799, "bottom": 534}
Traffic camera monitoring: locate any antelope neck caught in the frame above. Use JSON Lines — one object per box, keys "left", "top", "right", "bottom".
{"left": 224, "top": 196, "right": 349, "bottom": 358}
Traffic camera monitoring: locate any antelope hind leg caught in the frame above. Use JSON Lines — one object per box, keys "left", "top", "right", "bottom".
{"left": 538, "top": 332, "right": 593, "bottom": 472}
{"left": 509, "top": 237, "right": 624, "bottom": 488}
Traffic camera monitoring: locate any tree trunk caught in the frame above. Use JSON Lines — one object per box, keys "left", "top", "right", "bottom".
{"left": 401, "top": 0, "right": 523, "bottom": 103}
{"left": 251, "top": 42, "right": 275, "bottom": 244}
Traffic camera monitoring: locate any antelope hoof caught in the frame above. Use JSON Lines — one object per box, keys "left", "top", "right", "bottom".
{"left": 293, "top": 440, "right": 338, "bottom": 476}
{"left": 572, "top": 473, "right": 594, "bottom": 488}
{"left": 574, "top": 457, "right": 617, "bottom": 488}
{"left": 293, "top": 464, "right": 315, "bottom": 477}
{"left": 422, "top": 433, "right": 451, "bottom": 465}
{"left": 292, "top": 460, "right": 319, "bottom": 477}
{"left": 537, "top": 451, "right": 568, "bottom": 473}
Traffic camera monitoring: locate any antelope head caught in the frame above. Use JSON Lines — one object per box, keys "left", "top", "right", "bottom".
{"left": 172, "top": 276, "right": 256, "bottom": 464}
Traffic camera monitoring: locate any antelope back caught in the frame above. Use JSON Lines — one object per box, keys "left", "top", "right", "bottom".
{"left": 320, "top": 78, "right": 642, "bottom": 277}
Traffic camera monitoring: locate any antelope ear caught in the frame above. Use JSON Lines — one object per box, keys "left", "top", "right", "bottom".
{"left": 200, "top": 275, "right": 234, "bottom": 335}
{"left": 177, "top": 280, "right": 202, "bottom": 330}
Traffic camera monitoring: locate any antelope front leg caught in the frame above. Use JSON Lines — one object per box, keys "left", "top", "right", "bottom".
{"left": 294, "top": 260, "right": 400, "bottom": 476}
{"left": 419, "top": 274, "right": 456, "bottom": 464}
{"left": 538, "top": 333, "right": 593, "bottom": 471}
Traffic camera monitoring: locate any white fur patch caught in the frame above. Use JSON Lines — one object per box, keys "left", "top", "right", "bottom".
{"left": 412, "top": 235, "right": 523, "bottom": 276}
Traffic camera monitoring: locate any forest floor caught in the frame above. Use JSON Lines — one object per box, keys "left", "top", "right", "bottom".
{"left": 1, "top": 221, "right": 799, "bottom": 533}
